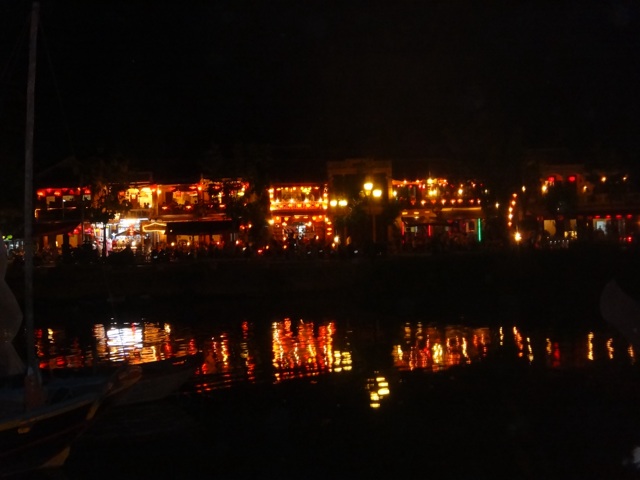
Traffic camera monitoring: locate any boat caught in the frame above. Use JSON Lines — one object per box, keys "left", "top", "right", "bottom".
{"left": 0, "top": 3, "right": 141, "bottom": 476}
{"left": 114, "top": 354, "right": 198, "bottom": 405}
{"left": 0, "top": 366, "right": 141, "bottom": 477}
{"left": 44, "top": 353, "right": 200, "bottom": 406}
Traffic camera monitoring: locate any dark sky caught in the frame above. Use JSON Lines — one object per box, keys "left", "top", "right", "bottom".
{"left": 1, "top": 0, "right": 640, "bottom": 181}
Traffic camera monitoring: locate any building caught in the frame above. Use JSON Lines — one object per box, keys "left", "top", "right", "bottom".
{"left": 268, "top": 183, "right": 328, "bottom": 251}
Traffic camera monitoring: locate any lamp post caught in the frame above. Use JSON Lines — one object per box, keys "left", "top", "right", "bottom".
{"left": 329, "top": 198, "right": 349, "bottom": 245}
{"left": 363, "top": 182, "right": 382, "bottom": 244}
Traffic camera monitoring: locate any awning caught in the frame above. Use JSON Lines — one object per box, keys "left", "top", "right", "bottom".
{"left": 142, "top": 221, "right": 167, "bottom": 234}
{"left": 166, "top": 220, "right": 235, "bottom": 235}
{"left": 115, "top": 230, "right": 141, "bottom": 237}
{"left": 438, "top": 207, "right": 483, "bottom": 221}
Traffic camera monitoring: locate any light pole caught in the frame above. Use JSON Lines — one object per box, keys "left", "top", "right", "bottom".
{"left": 329, "top": 198, "right": 349, "bottom": 245}
{"left": 363, "top": 182, "right": 382, "bottom": 244}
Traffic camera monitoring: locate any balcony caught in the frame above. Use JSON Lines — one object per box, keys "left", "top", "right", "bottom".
{"left": 576, "top": 192, "right": 640, "bottom": 208}
{"left": 126, "top": 208, "right": 154, "bottom": 219}
{"left": 269, "top": 200, "right": 325, "bottom": 212}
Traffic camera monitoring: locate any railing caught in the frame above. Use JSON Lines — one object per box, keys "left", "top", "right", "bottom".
{"left": 126, "top": 208, "right": 154, "bottom": 219}
{"left": 270, "top": 201, "right": 325, "bottom": 211}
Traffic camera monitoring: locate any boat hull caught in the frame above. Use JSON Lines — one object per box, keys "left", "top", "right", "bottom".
{"left": 0, "top": 392, "right": 100, "bottom": 477}
{"left": 0, "top": 365, "right": 141, "bottom": 477}
{"left": 45, "top": 355, "right": 199, "bottom": 406}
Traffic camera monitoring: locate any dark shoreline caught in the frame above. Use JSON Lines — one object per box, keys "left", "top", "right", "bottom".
{"left": 6, "top": 245, "right": 638, "bottom": 327}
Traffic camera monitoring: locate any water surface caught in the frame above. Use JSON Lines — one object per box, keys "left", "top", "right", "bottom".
{"left": 30, "top": 305, "right": 640, "bottom": 479}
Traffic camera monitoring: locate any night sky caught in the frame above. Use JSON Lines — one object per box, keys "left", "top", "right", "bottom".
{"left": 1, "top": 0, "right": 640, "bottom": 183}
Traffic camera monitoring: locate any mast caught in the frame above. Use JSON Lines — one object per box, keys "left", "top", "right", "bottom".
{"left": 24, "top": 1, "right": 39, "bottom": 377}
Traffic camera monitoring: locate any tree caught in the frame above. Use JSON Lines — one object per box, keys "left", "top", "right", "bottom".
{"left": 205, "top": 144, "right": 274, "bottom": 249}
{"left": 82, "top": 154, "right": 134, "bottom": 258}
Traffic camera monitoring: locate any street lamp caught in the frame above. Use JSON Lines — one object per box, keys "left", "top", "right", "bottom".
{"left": 363, "top": 183, "right": 382, "bottom": 244}
{"left": 329, "top": 197, "right": 349, "bottom": 245}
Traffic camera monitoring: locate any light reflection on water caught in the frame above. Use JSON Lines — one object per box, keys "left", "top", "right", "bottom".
{"left": 271, "top": 318, "right": 353, "bottom": 383}
{"left": 35, "top": 315, "right": 635, "bottom": 392}
{"left": 392, "top": 322, "right": 635, "bottom": 372}
{"left": 393, "top": 323, "right": 491, "bottom": 371}
{"left": 37, "top": 320, "right": 197, "bottom": 370}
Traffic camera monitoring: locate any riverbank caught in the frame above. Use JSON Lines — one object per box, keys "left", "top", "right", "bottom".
{"left": 6, "top": 246, "right": 638, "bottom": 326}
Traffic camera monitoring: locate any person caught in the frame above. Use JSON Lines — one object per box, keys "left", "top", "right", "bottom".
{"left": 122, "top": 244, "right": 134, "bottom": 263}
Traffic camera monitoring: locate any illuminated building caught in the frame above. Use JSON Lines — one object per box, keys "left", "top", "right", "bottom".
{"left": 268, "top": 183, "right": 328, "bottom": 247}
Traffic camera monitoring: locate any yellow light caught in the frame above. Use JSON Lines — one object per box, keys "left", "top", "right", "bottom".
{"left": 514, "top": 232, "right": 522, "bottom": 243}
{"left": 329, "top": 199, "right": 337, "bottom": 207}
{"left": 372, "top": 189, "right": 382, "bottom": 198}
{"left": 607, "top": 338, "right": 614, "bottom": 359}
{"left": 364, "top": 182, "right": 373, "bottom": 192}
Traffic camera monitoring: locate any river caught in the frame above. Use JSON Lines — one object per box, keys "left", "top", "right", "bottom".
{"left": 25, "top": 293, "right": 640, "bottom": 479}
